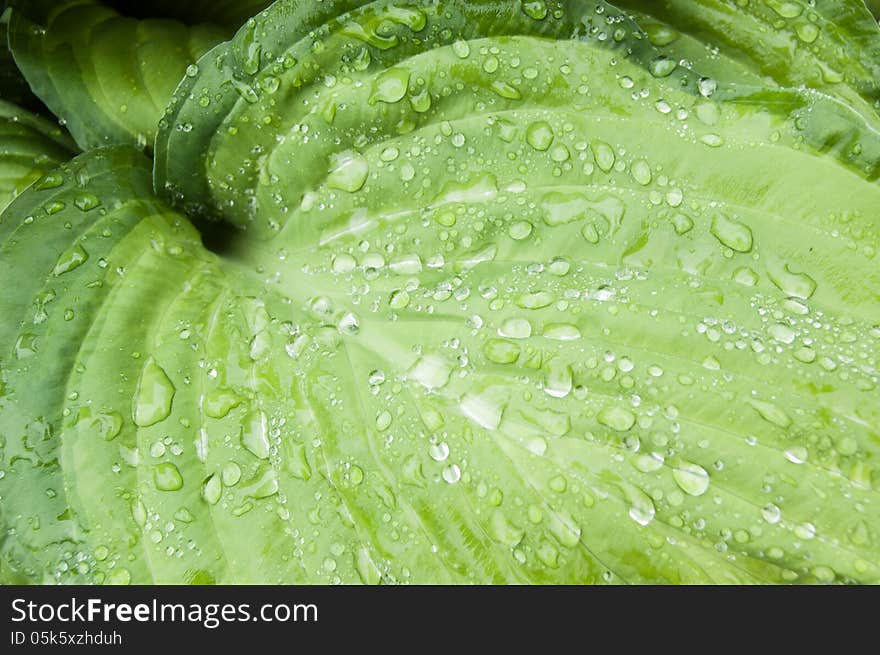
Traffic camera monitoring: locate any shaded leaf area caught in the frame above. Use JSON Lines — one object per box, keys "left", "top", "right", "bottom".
{"left": 104, "top": 0, "right": 273, "bottom": 30}
{"left": 0, "top": 99, "right": 75, "bottom": 213}
{"left": 0, "top": 0, "right": 878, "bottom": 584}
{"left": 7, "top": 0, "right": 226, "bottom": 151}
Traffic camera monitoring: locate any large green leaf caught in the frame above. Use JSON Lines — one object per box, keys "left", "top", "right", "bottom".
{"left": 1, "top": 10, "right": 46, "bottom": 114}
{"left": 7, "top": 0, "right": 226, "bottom": 151}
{"left": 1, "top": 0, "right": 879, "bottom": 584}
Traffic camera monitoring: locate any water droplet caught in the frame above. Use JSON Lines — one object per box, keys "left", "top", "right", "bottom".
{"left": 92, "top": 411, "right": 123, "bottom": 441}
{"left": 631, "top": 160, "right": 652, "bottom": 186}
{"left": 204, "top": 389, "right": 241, "bottom": 419}
{"left": 202, "top": 474, "right": 221, "bottom": 505}
{"left": 133, "top": 358, "right": 175, "bottom": 427}
{"left": 484, "top": 339, "right": 520, "bottom": 364}
{"left": 408, "top": 354, "right": 452, "bottom": 390}
{"left": 698, "top": 77, "right": 717, "bottom": 97}
{"left": 796, "top": 22, "right": 819, "bottom": 43}
{"left": 761, "top": 503, "right": 781, "bottom": 524}
{"left": 356, "top": 547, "right": 382, "bottom": 584}
{"left": 498, "top": 317, "right": 532, "bottom": 339}
{"left": 370, "top": 68, "right": 410, "bottom": 104}
{"left": 376, "top": 410, "right": 393, "bottom": 431}
{"left": 548, "top": 511, "right": 581, "bottom": 548}
{"left": 711, "top": 213, "right": 753, "bottom": 252}
{"left": 591, "top": 141, "right": 616, "bottom": 172}
{"left": 598, "top": 406, "right": 636, "bottom": 432}
{"left": 221, "top": 462, "right": 242, "bottom": 486}
{"left": 338, "top": 311, "right": 360, "bottom": 335}
{"left": 154, "top": 462, "right": 183, "bottom": 491}
{"left": 521, "top": 0, "right": 548, "bottom": 20}
{"left": 542, "top": 323, "right": 581, "bottom": 341}
{"left": 649, "top": 56, "right": 677, "bottom": 77}
{"left": 626, "top": 486, "right": 656, "bottom": 526}
{"left": 442, "top": 464, "right": 461, "bottom": 484}
{"left": 508, "top": 221, "right": 533, "bottom": 240}
{"left": 74, "top": 193, "right": 100, "bottom": 211}
{"left": 749, "top": 399, "right": 792, "bottom": 428}
{"left": 327, "top": 151, "right": 369, "bottom": 192}
{"left": 526, "top": 121, "right": 554, "bottom": 151}
{"left": 241, "top": 411, "right": 270, "bottom": 459}
{"left": 544, "top": 360, "right": 573, "bottom": 398}
{"left": 671, "top": 461, "right": 710, "bottom": 496}
{"left": 53, "top": 244, "right": 89, "bottom": 275}
{"left": 516, "top": 291, "right": 554, "bottom": 309}
{"left": 767, "top": 262, "right": 817, "bottom": 300}
{"left": 767, "top": 1, "right": 803, "bottom": 18}
{"left": 489, "top": 510, "right": 524, "bottom": 547}
{"left": 784, "top": 446, "right": 808, "bottom": 464}
{"left": 634, "top": 452, "right": 665, "bottom": 473}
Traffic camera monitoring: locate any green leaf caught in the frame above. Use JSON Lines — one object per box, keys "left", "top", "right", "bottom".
{"left": 0, "top": 99, "right": 75, "bottom": 213}
{"left": 7, "top": 0, "right": 226, "bottom": 151}
{"left": 2, "top": 0, "right": 879, "bottom": 584}
{"left": 1, "top": 10, "right": 47, "bottom": 114}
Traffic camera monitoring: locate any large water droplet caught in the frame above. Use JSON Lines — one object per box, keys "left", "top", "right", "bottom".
{"left": 133, "top": 358, "right": 175, "bottom": 427}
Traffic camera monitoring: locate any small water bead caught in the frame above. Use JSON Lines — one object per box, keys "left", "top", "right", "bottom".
{"left": 631, "top": 160, "right": 652, "bottom": 186}
{"left": 769, "top": 323, "right": 796, "bottom": 344}
{"left": 53, "top": 244, "right": 89, "bottom": 275}
{"left": 516, "top": 291, "right": 554, "bottom": 309}
{"left": 332, "top": 253, "right": 357, "bottom": 273}
{"left": 429, "top": 442, "right": 450, "bottom": 462}
{"left": 522, "top": 0, "right": 549, "bottom": 20}
{"left": 579, "top": 222, "right": 600, "bottom": 244}
{"left": 74, "top": 193, "right": 100, "bottom": 211}
{"left": 544, "top": 360, "right": 573, "bottom": 398}
{"left": 543, "top": 323, "right": 581, "bottom": 341}
{"left": 761, "top": 503, "right": 782, "bottom": 524}
{"left": 784, "top": 446, "right": 809, "bottom": 464}
{"left": 134, "top": 358, "right": 175, "bottom": 427}
{"left": 376, "top": 410, "right": 393, "bottom": 431}
{"left": 597, "top": 406, "right": 636, "bottom": 432}
{"left": 671, "top": 461, "right": 710, "bottom": 496}
{"left": 442, "top": 464, "right": 461, "bottom": 484}
{"left": 484, "top": 339, "right": 520, "bottom": 364}
{"left": 370, "top": 68, "right": 410, "bottom": 104}
{"left": 327, "top": 151, "right": 369, "bottom": 192}
{"left": 241, "top": 411, "right": 270, "bottom": 459}
{"left": 796, "top": 22, "right": 820, "bottom": 43}
{"left": 221, "top": 462, "right": 242, "bottom": 486}
{"left": 649, "top": 56, "right": 677, "bottom": 77}
{"left": 508, "top": 220, "right": 533, "bottom": 240}
{"left": 767, "top": 263, "right": 817, "bottom": 300}
{"left": 795, "top": 522, "right": 817, "bottom": 540}
{"left": 634, "top": 452, "right": 665, "bottom": 473}
{"left": 767, "top": 0, "right": 803, "bottom": 18}
{"left": 338, "top": 311, "right": 361, "bottom": 335}
{"left": 498, "top": 317, "right": 532, "bottom": 339}
{"left": 526, "top": 121, "right": 554, "bottom": 151}
{"left": 591, "top": 141, "right": 616, "bottom": 172}
{"left": 711, "top": 214, "right": 753, "bottom": 252}
{"left": 698, "top": 77, "right": 717, "bottom": 97}
{"left": 154, "top": 462, "right": 183, "bottom": 492}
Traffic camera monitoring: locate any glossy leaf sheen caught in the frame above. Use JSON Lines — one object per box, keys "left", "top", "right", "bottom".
{"left": 0, "top": 0, "right": 879, "bottom": 584}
